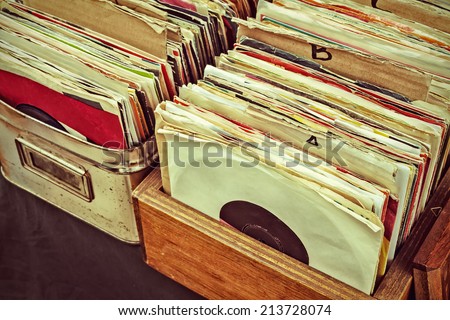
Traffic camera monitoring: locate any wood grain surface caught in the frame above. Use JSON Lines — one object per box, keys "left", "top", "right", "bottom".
{"left": 374, "top": 169, "right": 450, "bottom": 299}
{"left": 413, "top": 200, "right": 450, "bottom": 299}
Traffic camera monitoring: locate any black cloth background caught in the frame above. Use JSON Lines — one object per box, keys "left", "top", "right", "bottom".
{"left": 0, "top": 173, "right": 201, "bottom": 299}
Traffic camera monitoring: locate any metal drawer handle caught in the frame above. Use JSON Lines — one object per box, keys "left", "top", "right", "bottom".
{"left": 16, "top": 137, "right": 94, "bottom": 202}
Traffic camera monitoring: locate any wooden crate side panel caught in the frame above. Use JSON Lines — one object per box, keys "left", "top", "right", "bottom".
{"left": 135, "top": 172, "right": 371, "bottom": 299}
{"left": 374, "top": 170, "right": 450, "bottom": 299}
{"left": 413, "top": 201, "right": 450, "bottom": 300}
{"left": 413, "top": 268, "right": 447, "bottom": 300}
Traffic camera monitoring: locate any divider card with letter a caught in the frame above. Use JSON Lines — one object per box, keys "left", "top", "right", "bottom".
{"left": 155, "top": 0, "right": 449, "bottom": 294}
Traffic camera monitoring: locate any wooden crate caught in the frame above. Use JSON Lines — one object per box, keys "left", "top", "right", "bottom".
{"left": 133, "top": 168, "right": 450, "bottom": 299}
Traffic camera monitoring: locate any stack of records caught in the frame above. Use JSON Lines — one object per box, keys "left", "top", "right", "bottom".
{"left": 156, "top": 0, "right": 450, "bottom": 294}
{"left": 0, "top": 0, "right": 257, "bottom": 148}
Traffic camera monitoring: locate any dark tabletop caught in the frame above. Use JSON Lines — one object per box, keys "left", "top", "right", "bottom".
{"left": 0, "top": 173, "right": 201, "bottom": 299}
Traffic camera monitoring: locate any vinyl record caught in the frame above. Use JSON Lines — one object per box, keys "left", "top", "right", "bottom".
{"left": 15, "top": 103, "right": 68, "bottom": 133}
{"left": 220, "top": 200, "right": 309, "bottom": 264}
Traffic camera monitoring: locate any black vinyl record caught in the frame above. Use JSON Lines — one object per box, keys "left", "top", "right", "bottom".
{"left": 15, "top": 103, "right": 68, "bottom": 133}
{"left": 220, "top": 200, "right": 309, "bottom": 264}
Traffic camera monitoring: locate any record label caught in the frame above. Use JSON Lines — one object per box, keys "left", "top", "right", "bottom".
{"left": 220, "top": 200, "right": 309, "bottom": 264}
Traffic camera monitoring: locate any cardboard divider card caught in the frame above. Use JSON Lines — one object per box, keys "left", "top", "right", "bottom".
{"left": 347, "top": 0, "right": 450, "bottom": 33}
{"left": 21, "top": 0, "right": 168, "bottom": 59}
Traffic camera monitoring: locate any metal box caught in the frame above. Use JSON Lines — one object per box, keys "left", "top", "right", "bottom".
{"left": 0, "top": 100, "right": 156, "bottom": 243}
